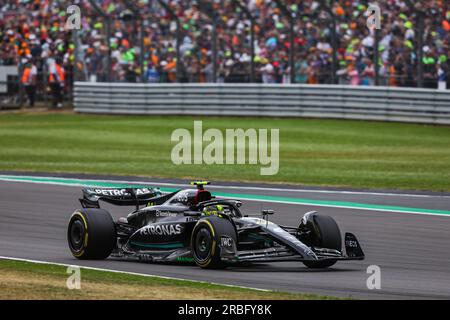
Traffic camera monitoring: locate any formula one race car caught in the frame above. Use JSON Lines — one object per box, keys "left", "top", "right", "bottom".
{"left": 67, "top": 181, "right": 364, "bottom": 269}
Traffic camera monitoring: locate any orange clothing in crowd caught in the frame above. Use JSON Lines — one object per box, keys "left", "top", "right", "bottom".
{"left": 49, "top": 64, "right": 65, "bottom": 83}
{"left": 21, "top": 67, "right": 33, "bottom": 84}
{"left": 388, "top": 66, "right": 397, "bottom": 87}
{"left": 164, "top": 60, "right": 177, "bottom": 82}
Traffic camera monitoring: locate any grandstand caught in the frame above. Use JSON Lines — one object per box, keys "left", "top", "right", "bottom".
{"left": 0, "top": 0, "right": 448, "bottom": 99}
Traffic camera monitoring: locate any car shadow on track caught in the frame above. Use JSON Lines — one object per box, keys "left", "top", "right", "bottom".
{"left": 106, "top": 258, "right": 363, "bottom": 273}
{"left": 112, "top": 258, "right": 360, "bottom": 273}
{"left": 226, "top": 264, "right": 360, "bottom": 273}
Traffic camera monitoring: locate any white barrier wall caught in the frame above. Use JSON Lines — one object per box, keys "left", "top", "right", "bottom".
{"left": 74, "top": 82, "right": 450, "bottom": 125}
{"left": 0, "top": 66, "right": 18, "bottom": 94}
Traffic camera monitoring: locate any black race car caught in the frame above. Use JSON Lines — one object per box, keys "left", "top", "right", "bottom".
{"left": 67, "top": 181, "right": 364, "bottom": 269}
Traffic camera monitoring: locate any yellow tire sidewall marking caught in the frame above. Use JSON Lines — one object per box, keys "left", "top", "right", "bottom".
{"left": 71, "top": 212, "right": 89, "bottom": 255}
{"left": 201, "top": 220, "right": 216, "bottom": 256}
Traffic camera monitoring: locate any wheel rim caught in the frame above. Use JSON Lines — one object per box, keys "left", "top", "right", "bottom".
{"left": 194, "top": 228, "right": 212, "bottom": 262}
{"left": 69, "top": 219, "right": 85, "bottom": 251}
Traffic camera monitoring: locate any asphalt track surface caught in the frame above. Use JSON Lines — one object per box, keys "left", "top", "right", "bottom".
{"left": 1, "top": 173, "right": 450, "bottom": 299}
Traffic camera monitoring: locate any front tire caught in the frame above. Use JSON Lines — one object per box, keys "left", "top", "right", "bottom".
{"left": 191, "top": 217, "right": 236, "bottom": 269}
{"left": 301, "top": 214, "right": 342, "bottom": 269}
{"left": 67, "top": 209, "right": 116, "bottom": 259}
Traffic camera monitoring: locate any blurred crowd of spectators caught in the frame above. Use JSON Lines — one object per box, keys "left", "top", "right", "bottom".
{"left": 1, "top": 0, "right": 449, "bottom": 88}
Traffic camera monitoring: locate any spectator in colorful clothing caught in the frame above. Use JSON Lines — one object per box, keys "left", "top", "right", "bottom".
{"left": 0, "top": 0, "right": 448, "bottom": 89}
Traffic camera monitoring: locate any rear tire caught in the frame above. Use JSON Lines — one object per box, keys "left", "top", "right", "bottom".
{"left": 301, "top": 214, "right": 341, "bottom": 269}
{"left": 191, "top": 217, "right": 236, "bottom": 269}
{"left": 67, "top": 209, "right": 116, "bottom": 259}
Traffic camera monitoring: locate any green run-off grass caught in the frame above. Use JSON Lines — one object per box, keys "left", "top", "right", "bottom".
{"left": 0, "top": 259, "right": 337, "bottom": 299}
{"left": 0, "top": 113, "right": 449, "bottom": 191}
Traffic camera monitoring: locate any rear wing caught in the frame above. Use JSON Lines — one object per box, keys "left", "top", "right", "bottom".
{"left": 79, "top": 187, "right": 174, "bottom": 209}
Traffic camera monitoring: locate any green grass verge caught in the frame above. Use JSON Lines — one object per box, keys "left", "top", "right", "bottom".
{"left": 0, "top": 112, "right": 449, "bottom": 191}
{"left": 0, "top": 259, "right": 338, "bottom": 299}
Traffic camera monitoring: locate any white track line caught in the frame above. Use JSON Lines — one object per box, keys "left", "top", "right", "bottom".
{"left": 140, "top": 181, "right": 449, "bottom": 198}
{"left": 0, "top": 256, "right": 271, "bottom": 292}
{"left": 234, "top": 196, "right": 450, "bottom": 218}
{"left": 1, "top": 175, "right": 449, "bottom": 217}
{"left": 1, "top": 174, "right": 448, "bottom": 198}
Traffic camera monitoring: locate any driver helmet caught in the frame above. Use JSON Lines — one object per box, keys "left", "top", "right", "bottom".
{"left": 203, "top": 204, "right": 224, "bottom": 217}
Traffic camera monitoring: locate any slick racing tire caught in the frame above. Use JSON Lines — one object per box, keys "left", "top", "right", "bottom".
{"left": 191, "top": 216, "right": 237, "bottom": 269}
{"left": 68, "top": 209, "right": 116, "bottom": 260}
{"left": 302, "top": 214, "right": 342, "bottom": 269}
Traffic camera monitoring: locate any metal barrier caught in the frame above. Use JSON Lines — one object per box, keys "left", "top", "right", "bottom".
{"left": 74, "top": 82, "right": 450, "bottom": 125}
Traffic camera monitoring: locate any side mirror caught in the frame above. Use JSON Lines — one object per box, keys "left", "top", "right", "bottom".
{"left": 262, "top": 209, "right": 275, "bottom": 215}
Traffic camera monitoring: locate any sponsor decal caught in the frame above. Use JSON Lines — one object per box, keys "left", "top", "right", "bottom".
{"left": 91, "top": 188, "right": 128, "bottom": 196}
{"left": 177, "top": 191, "right": 189, "bottom": 202}
{"left": 346, "top": 240, "right": 358, "bottom": 248}
{"left": 90, "top": 188, "right": 157, "bottom": 197}
{"left": 135, "top": 188, "right": 157, "bottom": 195}
{"left": 176, "top": 257, "right": 194, "bottom": 262}
{"left": 155, "top": 210, "right": 178, "bottom": 217}
{"left": 220, "top": 236, "right": 233, "bottom": 248}
{"left": 137, "top": 254, "right": 154, "bottom": 262}
{"left": 140, "top": 223, "right": 182, "bottom": 236}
